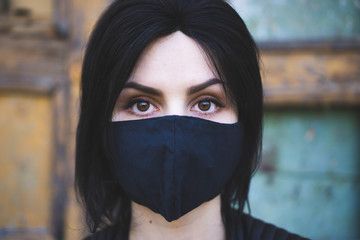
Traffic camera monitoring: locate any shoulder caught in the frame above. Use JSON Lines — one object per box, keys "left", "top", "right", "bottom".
{"left": 239, "top": 214, "right": 311, "bottom": 240}
{"left": 83, "top": 226, "right": 124, "bottom": 240}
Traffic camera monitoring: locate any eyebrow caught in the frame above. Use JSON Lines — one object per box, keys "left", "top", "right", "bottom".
{"left": 123, "top": 82, "right": 163, "bottom": 96}
{"left": 187, "top": 78, "right": 223, "bottom": 95}
{"left": 123, "top": 78, "right": 223, "bottom": 96}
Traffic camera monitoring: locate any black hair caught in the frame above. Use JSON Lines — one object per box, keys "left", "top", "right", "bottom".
{"left": 75, "top": 0, "right": 263, "bottom": 238}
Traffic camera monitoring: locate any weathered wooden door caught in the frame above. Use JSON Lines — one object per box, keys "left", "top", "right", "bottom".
{"left": 0, "top": 0, "right": 70, "bottom": 239}
{"left": 0, "top": 0, "right": 112, "bottom": 239}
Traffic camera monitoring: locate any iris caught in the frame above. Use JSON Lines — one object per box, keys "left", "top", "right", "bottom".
{"left": 198, "top": 100, "right": 211, "bottom": 111}
{"left": 137, "top": 101, "right": 150, "bottom": 112}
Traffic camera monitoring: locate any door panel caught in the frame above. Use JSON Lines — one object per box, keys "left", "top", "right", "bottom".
{"left": 0, "top": 94, "right": 53, "bottom": 238}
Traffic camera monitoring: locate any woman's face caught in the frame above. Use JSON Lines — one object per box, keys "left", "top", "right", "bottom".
{"left": 112, "top": 31, "right": 237, "bottom": 124}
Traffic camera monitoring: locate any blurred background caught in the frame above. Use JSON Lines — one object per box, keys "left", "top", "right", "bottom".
{"left": 0, "top": 0, "right": 359, "bottom": 239}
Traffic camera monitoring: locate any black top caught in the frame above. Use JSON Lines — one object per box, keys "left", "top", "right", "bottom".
{"left": 84, "top": 214, "right": 310, "bottom": 240}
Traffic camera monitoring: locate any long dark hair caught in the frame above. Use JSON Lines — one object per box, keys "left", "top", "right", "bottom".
{"left": 75, "top": 0, "right": 263, "bottom": 238}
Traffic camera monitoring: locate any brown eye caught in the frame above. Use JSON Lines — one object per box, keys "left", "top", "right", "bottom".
{"left": 198, "top": 100, "right": 211, "bottom": 111}
{"left": 136, "top": 101, "right": 150, "bottom": 112}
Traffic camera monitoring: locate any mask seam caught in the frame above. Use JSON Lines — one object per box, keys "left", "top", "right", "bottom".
{"left": 173, "top": 116, "right": 177, "bottom": 218}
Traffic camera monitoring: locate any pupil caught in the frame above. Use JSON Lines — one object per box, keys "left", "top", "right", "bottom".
{"left": 137, "top": 101, "right": 149, "bottom": 111}
{"left": 199, "top": 101, "right": 210, "bottom": 111}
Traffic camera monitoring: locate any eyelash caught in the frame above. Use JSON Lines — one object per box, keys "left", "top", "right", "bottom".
{"left": 123, "top": 96, "right": 225, "bottom": 117}
{"left": 191, "top": 97, "right": 224, "bottom": 116}
{"left": 124, "top": 98, "right": 157, "bottom": 117}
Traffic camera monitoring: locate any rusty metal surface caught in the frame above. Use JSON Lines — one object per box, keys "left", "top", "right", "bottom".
{"left": 249, "top": 109, "right": 360, "bottom": 239}
{"left": 229, "top": 0, "right": 360, "bottom": 42}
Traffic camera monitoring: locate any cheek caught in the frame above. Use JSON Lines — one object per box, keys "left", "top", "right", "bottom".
{"left": 111, "top": 102, "right": 131, "bottom": 122}
{"left": 112, "top": 112, "right": 121, "bottom": 121}
{"left": 214, "top": 108, "right": 238, "bottom": 124}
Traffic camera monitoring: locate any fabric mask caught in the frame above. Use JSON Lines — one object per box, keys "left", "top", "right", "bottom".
{"left": 108, "top": 115, "right": 243, "bottom": 222}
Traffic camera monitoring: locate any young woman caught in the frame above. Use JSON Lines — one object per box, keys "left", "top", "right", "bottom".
{"left": 75, "top": 0, "right": 309, "bottom": 239}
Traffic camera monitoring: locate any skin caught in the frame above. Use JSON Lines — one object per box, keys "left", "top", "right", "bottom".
{"left": 112, "top": 31, "right": 237, "bottom": 240}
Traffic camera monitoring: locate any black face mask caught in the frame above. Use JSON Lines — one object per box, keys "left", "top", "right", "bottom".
{"left": 108, "top": 115, "right": 243, "bottom": 222}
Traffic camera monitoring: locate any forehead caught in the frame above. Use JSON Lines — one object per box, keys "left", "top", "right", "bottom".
{"left": 128, "top": 31, "right": 216, "bottom": 87}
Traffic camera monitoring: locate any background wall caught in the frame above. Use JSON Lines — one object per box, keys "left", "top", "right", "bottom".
{"left": 228, "top": 0, "right": 360, "bottom": 239}
{"left": 231, "top": 0, "right": 360, "bottom": 41}
{"left": 0, "top": 0, "right": 359, "bottom": 239}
